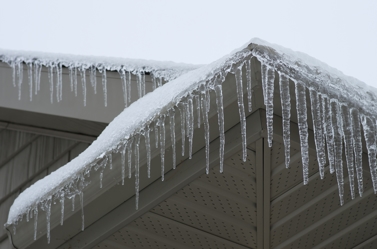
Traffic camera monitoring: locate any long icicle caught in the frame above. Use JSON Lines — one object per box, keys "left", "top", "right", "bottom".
{"left": 80, "top": 67, "right": 87, "bottom": 106}
{"left": 295, "top": 80, "right": 309, "bottom": 185}
{"left": 331, "top": 99, "right": 345, "bottom": 205}
{"left": 60, "top": 193, "right": 65, "bottom": 226}
{"left": 214, "top": 78, "right": 225, "bottom": 173}
{"left": 323, "top": 95, "right": 335, "bottom": 174}
{"left": 127, "top": 137, "right": 134, "bottom": 179}
{"left": 120, "top": 69, "right": 128, "bottom": 107}
{"left": 144, "top": 126, "right": 151, "bottom": 178}
{"left": 45, "top": 198, "right": 52, "bottom": 244}
{"left": 79, "top": 191, "right": 84, "bottom": 231}
{"left": 195, "top": 94, "right": 201, "bottom": 128}
{"left": 309, "top": 89, "right": 326, "bottom": 179}
{"left": 350, "top": 108, "right": 363, "bottom": 197}
{"left": 340, "top": 104, "right": 356, "bottom": 199}
{"left": 90, "top": 66, "right": 97, "bottom": 94}
{"left": 27, "top": 62, "right": 33, "bottom": 101}
{"left": 200, "top": 84, "right": 210, "bottom": 173}
{"left": 33, "top": 206, "right": 38, "bottom": 240}
{"left": 361, "top": 115, "right": 377, "bottom": 194}
{"left": 246, "top": 59, "right": 253, "bottom": 112}
{"left": 279, "top": 73, "right": 291, "bottom": 168}
{"left": 121, "top": 140, "right": 128, "bottom": 185}
{"left": 265, "top": 66, "right": 275, "bottom": 147}
{"left": 48, "top": 64, "right": 54, "bottom": 103}
{"left": 17, "top": 61, "right": 23, "bottom": 100}
{"left": 127, "top": 72, "right": 131, "bottom": 105}
{"left": 160, "top": 116, "right": 166, "bottom": 181}
{"left": 102, "top": 68, "right": 107, "bottom": 107}
{"left": 187, "top": 95, "right": 194, "bottom": 159}
{"left": 169, "top": 109, "right": 177, "bottom": 169}
{"left": 234, "top": 64, "right": 247, "bottom": 161}
{"left": 134, "top": 134, "right": 140, "bottom": 210}
{"left": 178, "top": 102, "right": 186, "bottom": 156}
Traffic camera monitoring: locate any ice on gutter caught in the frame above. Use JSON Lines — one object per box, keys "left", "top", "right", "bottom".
{"left": 5, "top": 38, "right": 377, "bottom": 244}
{"left": 0, "top": 48, "right": 200, "bottom": 106}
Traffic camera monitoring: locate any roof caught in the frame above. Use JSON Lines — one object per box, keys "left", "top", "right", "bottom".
{"left": 3, "top": 38, "right": 377, "bottom": 248}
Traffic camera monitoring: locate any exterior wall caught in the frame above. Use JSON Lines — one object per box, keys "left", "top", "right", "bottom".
{"left": 0, "top": 129, "right": 89, "bottom": 248}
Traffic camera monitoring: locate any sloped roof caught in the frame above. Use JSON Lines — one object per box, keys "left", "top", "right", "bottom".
{"left": 4, "top": 38, "right": 377, "bottom": 247}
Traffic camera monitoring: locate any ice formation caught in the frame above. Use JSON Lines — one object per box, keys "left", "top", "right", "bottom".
{"left": 0, "top": 49, "right": 199, "bottom": 107}
{"left": 4, "top": 38, "right": 377, "bottom": 245}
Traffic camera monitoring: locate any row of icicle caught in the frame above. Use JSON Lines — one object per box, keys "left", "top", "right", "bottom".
{"left": 8, "top": 50, "right": 377, "bottom": 244}
{"left": 6, "top": 59, "right": 165, "bottom": 107}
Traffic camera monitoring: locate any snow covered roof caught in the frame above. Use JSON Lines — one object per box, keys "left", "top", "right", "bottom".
{"left": 5, "top": 38, "right": 377, "bottom": 245}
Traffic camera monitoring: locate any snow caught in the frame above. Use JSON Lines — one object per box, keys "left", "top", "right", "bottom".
{"left": 6, "top": 37, "right": 377, "bottom": 244}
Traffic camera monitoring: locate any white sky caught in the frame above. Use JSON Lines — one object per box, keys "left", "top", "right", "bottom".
{"left": 0, "top": 0, "right": 376, "bottom": 87}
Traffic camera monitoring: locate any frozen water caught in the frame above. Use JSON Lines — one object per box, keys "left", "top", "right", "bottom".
{"left": 6, "top": 38, "right": 377, "bottom": 241}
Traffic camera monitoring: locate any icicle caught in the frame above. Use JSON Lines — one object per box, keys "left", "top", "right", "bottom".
{"left": 69, "top": 66, "right": 74, "bottom": 92}
{"left": 330, "top": 99, "right": 344, "bottom": 205}
{"left": 154, "top": 121, "right": 159, "bottom": 148}
{"left": 309, "top": 89, "right": 326, "bottom": 179}
{"left": 294, "top": 81, "right": 309, "bottom": 185}
{"left": 265, "top": 66, "right": 275, "bottom": 147}
{"left": 136, "top": 72, "right": 142, "bottom": 99}
{"left": 34, "top": 62, "right": 42, "bottom": 95}
{"left": 200, "top": 84, "right": 211, "bottom": 173}
{"left": 72, "top": 195, "right": 75, "bottom": 211}
{"left": 261, "top": 63, "right": 268, "bottom": 105}
{"left": 178, "top": 102, "right": 186, "bottom": 156}
{"left": 141, "top": 72, "right": 145, "bottom": 97}
{"left": 45, "top": 198, "right": 52, "bottom": 244}
{"left": 57, "top": 63, "right": 63, "bottom": 102}
{"left": 99, "top": 170, "right": 103, "bottom": 189}
{"left": 127, "top": 72, "right": 132, "bottom": 105}
{"left": 195, "top": 95, "right": 201, "bottom": 128}
{"left": 234, "top": 65, "right": 247, "bottom": 162}
{"left": 121, "top": 141, "right": 128, "bottom": 185}
{"left": 361, "top": 115, "right": 377, "bottom": 193}
{"left": 214, "top": 79, "right": 225, "bottom": 173}
{"left": 13, "top": 223, "right": 16, "bottom": 235}
{"left": 60, "top": 193, "right": 65, "bottom": 226}
{"left": 187, "top": 95, "right": 194, "bottom": 159}
{"left": 90, "top": 66, "right": 97, "bottom": 94}
{"left": 26, "top": 209, "right": 30, "bottom": 222}
{"left": 102, "top": 68, "right": 107, "bottom": 107}
{"left": 48, "top": 64, "right": 54, "bottom": 103}
{"left": 79, "top": 191, "right": 84, "bottom": 231}
{"left": 323, "top": 96, "right": 335, "bottom": 174}
{"left": 152, "top": 74, "right": 157, "bottom": 90}
{"left": 246, "top": 59, "right": 253, "bottom": 112}
{"left": 134, "top": 134, "right": 140, "bottom": 210}
{"left": 169, "top": 108, "right": 177, "bottom": 169}
{"left": 120, "top": 69, "right": 128, "bottom": 107}
{"left": 33, "top": 207, "right": 38, "bottom": 240}
{"left": 340, "top": 104, "right": 356, "bottom": 199}
{"left": 80, "top": 67, "right": 87, "bottom": 106}
{"left": 144, "top": 127, "right": 151, "bottom": 178}
{"left": 159, "top": 116, "right": 166, "bottom": 181}
{"left": 11, "top": 61, "right": 16, "bottom": 87}
{"left": 74, "top": 67, "right": 78, "bottom": 97}
{"left": 350, "top": 108, "right": 363, "bottom": 197}
{"left": 279, "top": 73, "right": 291, "bottom": 168}
{"left": 109, "top": 153, "right": 113, "bottom": 170}
{"left": 127, "top": 137, "right": 134, "bottom": 178}
{"left": 27, "top": 62, "right": 33, "bottom": 101}
{"left": 17, "top": 61, "right": 23, "bottom": 100}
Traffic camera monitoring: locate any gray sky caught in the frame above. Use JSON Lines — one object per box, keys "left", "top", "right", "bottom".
{"left": 1, "top": 0, "right": 376, "bottom": 87}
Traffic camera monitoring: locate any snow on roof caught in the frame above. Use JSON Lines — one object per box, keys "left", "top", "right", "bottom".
{"left": 0, "top": 48, "right": 200, "bottom": 80}
{"left": 6, "top": 38, "right": 377, "bottom": 244}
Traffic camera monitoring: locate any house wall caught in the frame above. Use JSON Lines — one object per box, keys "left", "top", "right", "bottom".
{"left": 0, "top": 128, "right": 90, "bottom": 249}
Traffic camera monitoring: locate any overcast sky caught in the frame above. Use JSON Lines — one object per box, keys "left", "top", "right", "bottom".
{"left": 0, "top": 0, "right": 376, "bottom": 87}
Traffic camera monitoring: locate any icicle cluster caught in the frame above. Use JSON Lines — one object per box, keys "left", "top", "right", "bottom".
{"left": 0, "top": 56, "right": 174, "bottom": 107}
{"left": 6, "top": 43, "right": 377, "bottom": 244}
